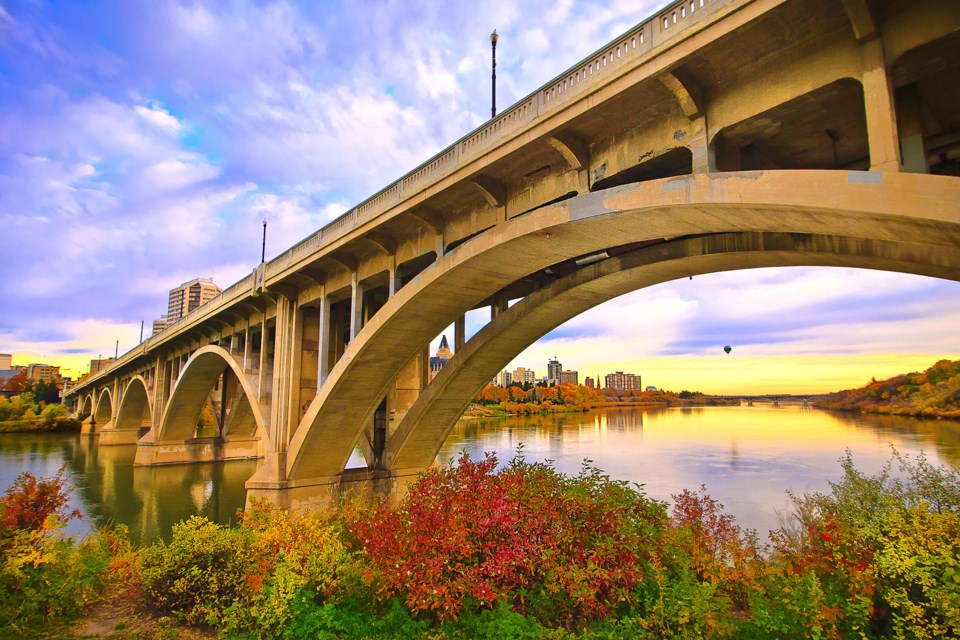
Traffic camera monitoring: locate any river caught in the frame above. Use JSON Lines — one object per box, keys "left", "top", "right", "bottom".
{"left": 1, "top": 405, "right": 957, "bottom": 543}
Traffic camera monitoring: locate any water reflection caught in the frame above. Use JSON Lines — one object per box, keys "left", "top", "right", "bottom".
{"left": 0, "top": 407, "right": 957, "bottom": 544}
{"left": 438, "top": 406, "right": 960, "bottom": 536}
{"left": 0, "top": 432, "right": 255, "bottom": 544}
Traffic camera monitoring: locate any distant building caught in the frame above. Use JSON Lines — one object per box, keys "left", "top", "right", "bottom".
{"left": 645, "top": 385, "right": 657, "bottom": 392}
{"left": 90, "top": 358, "right": 115, "bottom": 374}
{"left": 496, "top": 370, "right": 513, "bottom": 387}
{"left": 28, "top": 363, "right": 60, "bottom": 382}
{"left": 559, "top": 370, "right": 578, "bottom": 385}
{"left": 547, "top": 357, "right": 562, "bottom": 385}
{"left": 61, "top": 378, "right": 77, "bottom": 396}
{"left": 604, "top": 371, "right": 641, "bottom": 391}
{"left": 152, "top": 315, "right": 171, "bottom": 336}
{"left": 429, "top": 335, "right": 452, "bottom": 381}
{"left": 154, "top": 278, "right": 222, "bottom": 336}
{"left": 512, "top": 367, "right": 537, "bottom": 385}
{"left": 584, "top": 376, "right": 595, "bottom": 389}
{"left": 0, "top": 354, "right": 11, "bottom": 370}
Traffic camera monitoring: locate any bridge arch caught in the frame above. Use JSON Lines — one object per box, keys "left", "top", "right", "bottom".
{"left": 114, "top": 376, "right": 153, "bottom": 433}
{"left": 79, "top": 394, "right": 93, "bottom": 419}
{"left": 384, "top": 231, "right": 960, "bottom": 471}
{"left": 156, "top": 345, "right": 267, "bottom": 445}
{"left": 282, "top": 170, "right": 960, "bottom": 486}
{"left": 94, "top": 388, "right": 113, "bottom": 425}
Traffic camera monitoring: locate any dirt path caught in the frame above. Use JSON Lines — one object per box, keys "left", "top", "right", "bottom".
{"left": 48, "top": 593, "right": 214, "bottom": 640}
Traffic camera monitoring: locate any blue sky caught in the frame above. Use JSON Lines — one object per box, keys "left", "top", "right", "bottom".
{"left": 2, "top": 0, "right": 958, "bottom": 391}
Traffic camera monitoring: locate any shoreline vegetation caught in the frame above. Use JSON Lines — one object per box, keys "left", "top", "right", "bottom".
{"left": 3, "top": 449, "right": 959, "bottom": 639}
{"left": 814, "top": 359, "right": 960, "bottom": 420}
{"left": 0, "top": 390, "right": 82, "bottom": 433}
{"left": 468, "top": 382, "right": 736, "bottom": 417}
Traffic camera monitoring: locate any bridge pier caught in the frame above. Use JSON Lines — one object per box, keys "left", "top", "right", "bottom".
{"left": 80, "top": 417, "right": 98, "bottom": 435}
{"left": 245, "top": 465, "right": 426, "bottom": 512}
{"left": 98, "top": 426, "right": 147, "bottom": 445}
{"left": 133, "top": 432, "right": 262, "bottom": 466}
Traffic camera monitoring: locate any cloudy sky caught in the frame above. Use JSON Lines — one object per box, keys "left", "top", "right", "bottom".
{"left": 2, "top": 0, "right": 958, "bottom": 392}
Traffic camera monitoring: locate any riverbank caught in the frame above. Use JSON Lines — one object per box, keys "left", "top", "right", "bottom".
{"left": 7, "top": 449, "right": 959, "bottom": 639}
{"left": 0, "top": 416, "right": 81, "bottom": 433}
{"left": 814, "top": 358, "right": 960, "bottom": 420}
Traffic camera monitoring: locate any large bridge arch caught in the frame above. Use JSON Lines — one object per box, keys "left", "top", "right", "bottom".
{"left": 385, "top": 231, "right": 960, "bottom": 471}
{"left": 114, "top": 376, "right": 153, "bottom": 433}
{"left": 155, "top": 345, "right": 267, "bottom": 446}
{"left": 278, "top": 170, "right": 960, "bottom": 489}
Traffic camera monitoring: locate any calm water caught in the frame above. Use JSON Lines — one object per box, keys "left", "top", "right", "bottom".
{"left": 1, "top": 406, "right": 958, "bottom": 543}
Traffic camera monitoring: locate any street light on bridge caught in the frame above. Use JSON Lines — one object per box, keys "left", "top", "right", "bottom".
{"left": 490, "top": 29, "right": 498, "bottom": 119}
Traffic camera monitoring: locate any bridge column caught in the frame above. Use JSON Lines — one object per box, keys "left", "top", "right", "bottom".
{"left": 350, "top": 272, "right": 363, "bottom": 340}
{"left": 454, "top": 315, "right": 465, "bottom": 352}
{"left": 317, "top": 293, "right": 331, "bottom": 387}
{"left": 896, "top": 84, "right": 928, "bottom": 175}
{"left": 860, "top": 37, "right": 901, "bottom": 172}
{"left": 388, "top": 256, "right": 398, "bottom": 297}
{"left": 269, "top": 294, "right": 298, "bottom": 458}
{"left": 258, "top": 321, "right": 269, "bottom": 403}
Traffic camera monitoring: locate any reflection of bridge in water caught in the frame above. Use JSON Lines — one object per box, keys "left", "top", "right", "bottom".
{"left": 66, "top": 0, "right": 960, "bottom": 511}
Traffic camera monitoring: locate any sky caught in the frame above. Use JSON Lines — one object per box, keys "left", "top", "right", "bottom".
{"left": 1, "top": 0, "right": 958, "bottom": 393}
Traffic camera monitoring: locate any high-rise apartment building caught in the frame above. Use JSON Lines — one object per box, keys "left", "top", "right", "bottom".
{"left": 559, "top": 370, "right": 578, "bottom": 385}
{"left": 90, "top": 358, "right": 115, "bottom": 374}
{"left": 153, "top": 278, "right": 222, "bottom": 336}
{"left": 584, "top": 376, "right": 595, "bottom": 389}
{"left": 167, "top": 278, "right": 221, "bottom": 321}
{"left": 496, "top": 370, "right": 513, "bottom": 387}
{"left": 547, "top": 357, "right": 562, "bottom": 385}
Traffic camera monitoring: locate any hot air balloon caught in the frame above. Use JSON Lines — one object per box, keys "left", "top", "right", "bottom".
{"left": 723, "top": 345, "right": 732, "bottom": 354}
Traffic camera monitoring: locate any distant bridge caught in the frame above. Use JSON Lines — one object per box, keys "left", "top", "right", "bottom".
{"left": 67, "top": 0, "right": 960, "bottom": 510}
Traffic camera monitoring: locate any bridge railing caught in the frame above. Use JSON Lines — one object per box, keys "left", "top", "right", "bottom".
{"left": 271, "top": 0, "right": 739, "bottom": 279}
{"left": 70, "top": 0, "right": 741, "bottom": 396}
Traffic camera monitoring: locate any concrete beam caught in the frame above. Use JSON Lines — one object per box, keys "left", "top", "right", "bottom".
{"left": 841, "top": 0, "right": 878, "bottom": 43}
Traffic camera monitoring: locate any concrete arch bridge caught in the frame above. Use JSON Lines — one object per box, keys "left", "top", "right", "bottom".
{"left": 67, "top": 0, "right": 960, "bottom": 510}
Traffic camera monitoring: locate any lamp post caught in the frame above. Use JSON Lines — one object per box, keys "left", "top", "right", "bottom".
{"left": 261, "top": 218, "right": 267, "bottom": 263}
{"left": 490, "top": 29, "right": 499, "bottom": 119}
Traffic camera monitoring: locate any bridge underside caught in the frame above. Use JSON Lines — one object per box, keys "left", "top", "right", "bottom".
{"left": 244, "top": 170, "right": 960, "bottom": 511}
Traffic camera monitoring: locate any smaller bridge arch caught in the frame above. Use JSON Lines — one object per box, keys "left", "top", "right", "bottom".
{"left": 94, "top": 388, "right": 113, "bottom": 426}
{"left": 79, "top": 394, "right": 93, "bottom": 419}
{"left": 101, "top": 376, "right": 154, "bottom": 445}
{"left": 134, "top": 345, "right": 266, "bottom": 466}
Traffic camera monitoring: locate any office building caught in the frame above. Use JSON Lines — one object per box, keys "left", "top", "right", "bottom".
{"left": 559, "top": 370, "right": 578, "bottom": 385}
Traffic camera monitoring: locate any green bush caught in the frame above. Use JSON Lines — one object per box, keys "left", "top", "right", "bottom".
{"left": 139, "top": 516, "right": 257, "bottom": 626}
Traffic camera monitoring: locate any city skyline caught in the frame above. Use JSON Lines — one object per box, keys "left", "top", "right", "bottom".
{"left": 2, "top": 0, "right": 959, "bottom": 391}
